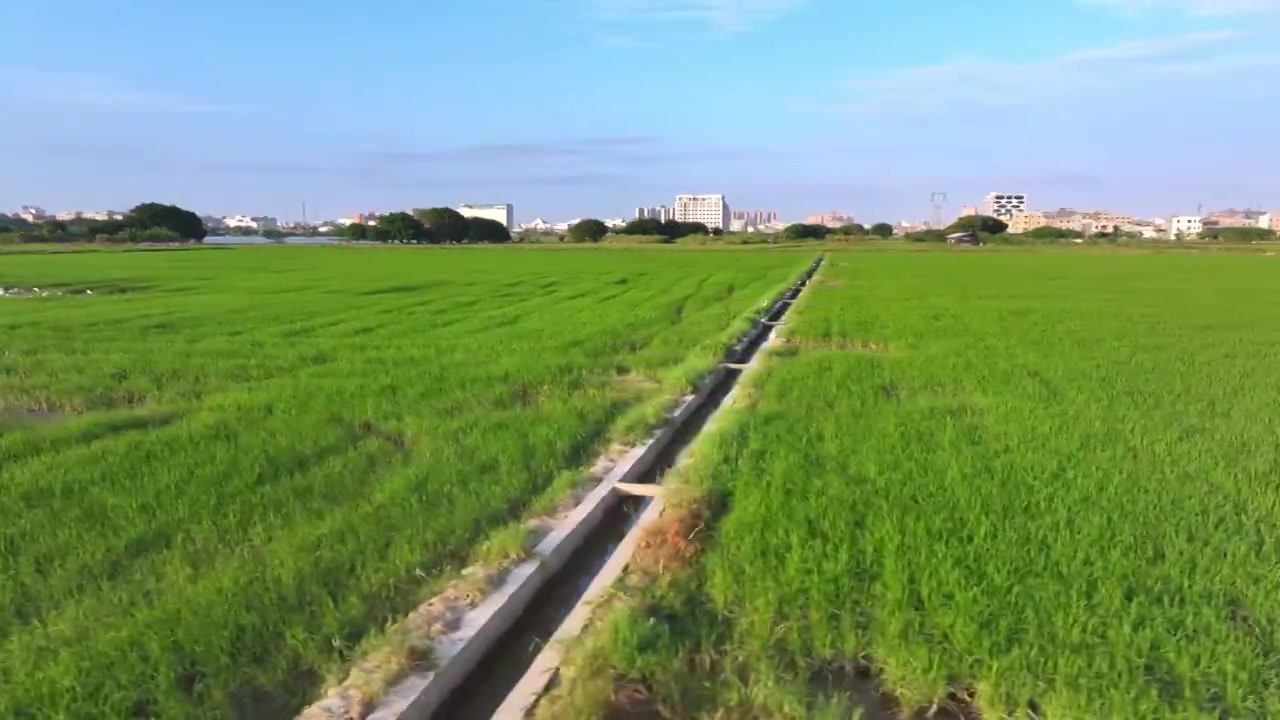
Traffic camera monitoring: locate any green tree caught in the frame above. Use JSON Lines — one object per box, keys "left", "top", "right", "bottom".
{"left": 412, "top": 207, "right": 468, "bottom": 244}
{"left": 782, "top": 223, "right": 830, "bottom": 240}
{"left": 710, "top": 227, "right": 725, "bottom": 237}
{"left": 945, "top": 214, "right": 1008, "bottom": 235}
{"left": 868, "top": 222, "right": 895, "bottom": 238}
{"left": 677, "top": 221, "right": 711, "bottom": 237}
{"left": 343, "top": 222, "right": 369, "bottom": 241}
{"left": 134, "top": 228, "right": 183, "bottom": 243}
{"left": 618, "top": 218, "right": 664, "bottom": 236}
{"left": 465, "top": 217, "right": 512, "bottom": 243}
{"left": 1024, "top": 226, "right": 1085, "bottom": 240}
{"left": 566, "top": 218, "right": 609, "bottom": 243}
{"left": 837, "top": 223, "right": 867, "bottom": 236}
{"left": 660, "top": 218, "right": 685, "bottom": 239}
{"left": 82, "top": 219, "right": 128, "bottom": 236}
{"left": 126, "top": 202, "right": 207, "bottom": 240}
{"left": 903, "top": 229, "right": 947, "bottom": 243}
{"left": 377, "top": 212, "right": 431, "bottom": 244}
{"left": 41, "top": 220, "right": 69, "bottom": 235}
{"left": 1201, "top": 226, "right": 1275, "bottom": 243}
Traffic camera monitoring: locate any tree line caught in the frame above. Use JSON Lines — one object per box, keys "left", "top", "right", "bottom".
{"left": 780, "top": 222, "right": 896, "bottom": 240}
{"left": 0, "top": 203, "right": 208, "bottom": 245}
{"left": 343, "top": 208, "right": 512, "bottom": 244}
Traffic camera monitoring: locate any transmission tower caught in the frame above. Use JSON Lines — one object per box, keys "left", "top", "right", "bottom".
{"left": 930, "top": 192, "right": 948, "bottom": 230}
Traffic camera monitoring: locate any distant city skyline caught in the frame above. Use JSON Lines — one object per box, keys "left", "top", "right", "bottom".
{"left": 4, "top": 2, "right": 1280, "bottom": 222}
{"left": 10, "top": 200, "right": 1279, "bottom": 241}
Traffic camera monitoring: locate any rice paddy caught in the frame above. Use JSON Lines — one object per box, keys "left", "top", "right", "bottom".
{"left": 544, "top": 249, "right": 1280, "bottom": 719}
{"left": 0, "top": 245, "right": 811, "bottom": 718}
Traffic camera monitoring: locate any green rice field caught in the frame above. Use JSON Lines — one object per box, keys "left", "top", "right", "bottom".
{"left": 0, "top": 246, "right": 811, "bottom": 718}
{"left": 546, "top": 250, "right": 1280, "bottom": 718}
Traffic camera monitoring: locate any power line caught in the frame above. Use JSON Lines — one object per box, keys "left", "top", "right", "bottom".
{"left": 930, "top": 191, "right": 948, "bottom": 230}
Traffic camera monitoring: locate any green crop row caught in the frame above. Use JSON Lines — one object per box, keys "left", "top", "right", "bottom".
{"left": 543, "top": 250, "right": 1280, "bottom": 719}
{"left": 0, "top": 246, "right": 812, "bottom": 718}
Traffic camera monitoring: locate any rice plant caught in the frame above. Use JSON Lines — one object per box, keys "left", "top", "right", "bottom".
{"left": 0, "top": 245, "right": 811, "bottom": 718}
{"left": 555, "top": 250, "right": 1280, "bottom": 719}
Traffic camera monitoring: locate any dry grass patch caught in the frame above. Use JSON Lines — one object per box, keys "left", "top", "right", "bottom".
{"left": 630, "top": 502, "right": 710, "bottom": 582}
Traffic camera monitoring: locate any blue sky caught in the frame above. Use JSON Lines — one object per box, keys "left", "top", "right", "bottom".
{"left": 3, "top": 0, "right": 1280, "bottom": 223}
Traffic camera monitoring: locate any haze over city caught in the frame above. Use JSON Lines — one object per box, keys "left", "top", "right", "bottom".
{"left": 4, "top": 0, "right": 1280, "bottom": 222}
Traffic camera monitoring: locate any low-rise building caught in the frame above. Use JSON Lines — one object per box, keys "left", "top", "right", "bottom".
{"left": 1167, "top": 215, "right": 1203, "bottom": 239}
{"left": 1118, "top": 221, "right": 1162, "bottom": 239}
{"left": 222, "top": 215, "right": 280, "bottom": 231}
{"left": 15, "top": 206, "right": 49, "bottom": 222}
{"left": 459, "top": 203, "right": 514, "bottom": 230}
{"left": 78, "top": 211, "right": 125, "bottom": 221}
{"left": 1204, "top": 209, "right": 1270, "bottom": 229}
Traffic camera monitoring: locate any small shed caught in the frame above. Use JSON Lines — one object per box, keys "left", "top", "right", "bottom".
{"left": 946, "top": 232, "right": 983, "bottom": 246}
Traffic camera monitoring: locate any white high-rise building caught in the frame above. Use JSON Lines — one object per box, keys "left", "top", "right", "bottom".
{"left": 983, "top": 192, "right": 1028, "bottom": 219}
{"left": 458, "top": 203, "right": 514, "bottom": 230}
{"left": 674, "top": 194, "right": 730, "bottom": 230}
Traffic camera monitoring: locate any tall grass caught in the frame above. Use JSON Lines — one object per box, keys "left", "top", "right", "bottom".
{"left": 548, "top": 250, "right": 1280, "bottom": 718}
{"left": 0, "top": 245, "right": 811, "bottom": 718}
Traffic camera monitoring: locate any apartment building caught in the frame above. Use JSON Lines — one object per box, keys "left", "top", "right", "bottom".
{"left": 458, "top": 203, "right": 514, "bottom": 230}
{"left": 804, "top": 211, "right": 855, "bottom": 228}
{"left": 732, "top": 210, "right": 778, "bottom": 226}
{"left": 1006, "top": 211, "right": 1046, "bottom": 234}
{"left": 635, "top": 205, "right": 676, "bottom": 222}
{"left": 982, "top": 192, "right": 1028, "bottom": 219}
{"left": 674, "top": 194, "right": 730, "bottom": 230}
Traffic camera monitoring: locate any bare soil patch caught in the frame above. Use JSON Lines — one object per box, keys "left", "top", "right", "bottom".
{"left": 602, "top": 682, "right": 665, "bottom": 719}
{"left": 0, "top": 407, "right": 66, "bottom": 426}
{"left": 811, "top": 663, "right": 981, "bottom": 720}
{"left": 630, "top": 495, "right": 723, "bottom": 582}
{"left": 795, "top": 337, "right": 889, "bottom": 354}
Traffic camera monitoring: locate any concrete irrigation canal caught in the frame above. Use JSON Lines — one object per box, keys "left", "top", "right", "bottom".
{"left": 367, "top": 257, "right": 823, "bottom": 720}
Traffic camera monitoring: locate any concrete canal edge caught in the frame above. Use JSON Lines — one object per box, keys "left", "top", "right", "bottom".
{"left": 357, "top": 258, "right": 822, "bottom": 720}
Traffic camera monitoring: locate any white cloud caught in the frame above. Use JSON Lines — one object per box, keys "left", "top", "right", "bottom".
{"left": 1058, "top": 30, "right": 1241, "bottom": 61}
{"left": 0, "top": 69, "right": 242, "bottom": 114}
{"left": 842, "top": 31, "right": 1276, "bottom": 115}
{"left": 1078, "top": 0, "right": 1280, "bottom": 16}
{"left": 589, "top": 0, "right": 804, "bottom": 32}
